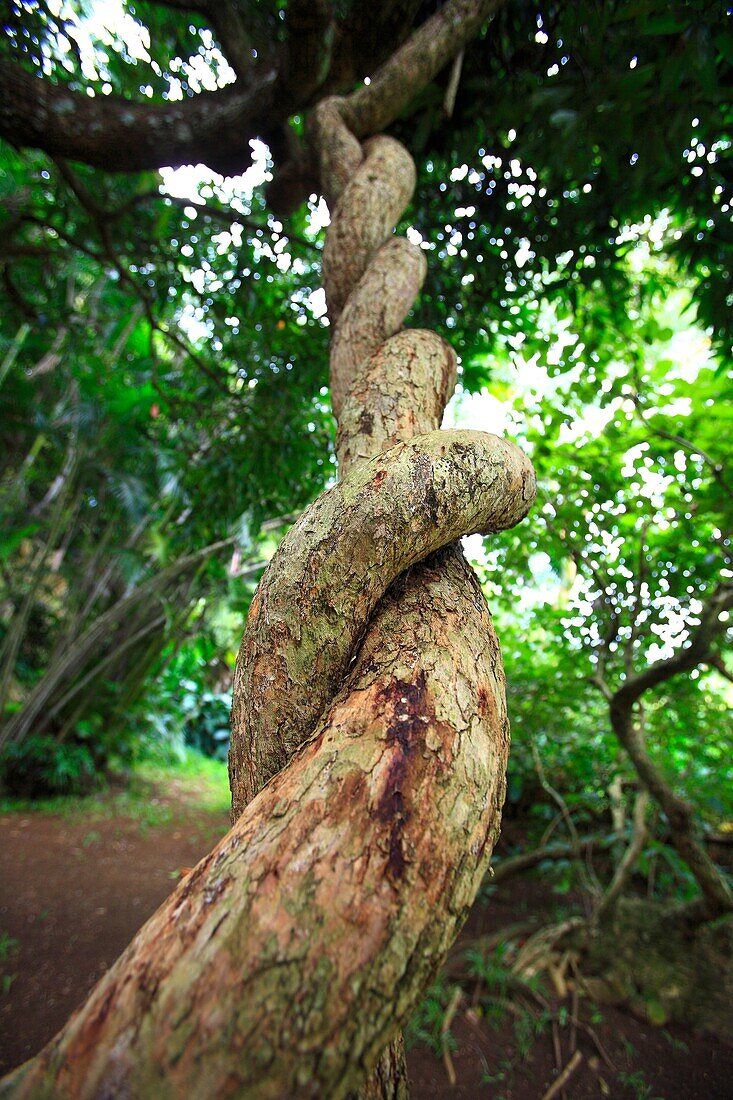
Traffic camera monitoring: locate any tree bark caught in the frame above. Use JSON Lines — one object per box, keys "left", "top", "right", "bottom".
{"left": 228, "top": 429, "right": 533, "bottom": 812}
{"left": 0, "top": 119, "right": 533, "bottom": 1100}
{"left": 228, "top": 102, "right": 532, "bottom": 1094}
{"left": 2, "top": 543, "right": 514, "bottom": 1097}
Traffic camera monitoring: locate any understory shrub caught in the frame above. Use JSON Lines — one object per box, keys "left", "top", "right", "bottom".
{"left": 0, "top": 736, "right": 97, "bottom": 798}
{"left": 182, "top": 690, "right": 232, "bottom": 761}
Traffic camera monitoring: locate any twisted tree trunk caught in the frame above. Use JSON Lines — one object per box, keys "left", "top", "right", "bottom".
{"left": 0, "top": 41, "right": 535, "bottom": 1100}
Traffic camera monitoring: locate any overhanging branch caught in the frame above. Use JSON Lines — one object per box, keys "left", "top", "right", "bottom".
{"left": 338, "top": 0, "right": 504, "bottom": 140}
{"left": 0, "top": 1, "right": 504, "bottom": 188}
{"left": 0, "top": 58, "right": 280, "bottom": 174}
{"left": 144, "top": 0, "right": 257, "bottom": 79}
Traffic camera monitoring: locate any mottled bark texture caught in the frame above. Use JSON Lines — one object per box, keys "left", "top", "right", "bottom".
{"left": 0, "top": 4, "right": 534, "bottom": 1096}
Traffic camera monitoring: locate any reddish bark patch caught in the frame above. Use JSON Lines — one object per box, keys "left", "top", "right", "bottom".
{"left": 372, "top": 468, "right": 388, "bottom": 488}
{"left": 75, "top": 983, "right": 116, "bottom": 1058}
{"left": 377, "top": 785, "right": 408, "bottom": 880}
{"left": 373, "top": 674, "right": 433, "bottom": 881}
{"left": 378, "top": 673, "right": 429, "bottom": 753}
{"left": 476, "top": 684, "right": 498, "bottom": 724}
{"left": 339, "top": 767, "right": 367, "bottom": 806}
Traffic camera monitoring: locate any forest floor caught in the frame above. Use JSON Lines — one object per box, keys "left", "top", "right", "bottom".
{"left": 1, "top": 765, "right": 731, "bottom": 1098}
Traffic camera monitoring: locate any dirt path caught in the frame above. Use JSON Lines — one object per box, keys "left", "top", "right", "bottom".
{"left": 1, "top": 786, "right": 731, "bottom": 1096}
{"left": 0, "top": 781, "right": 228, "bottom": 1075}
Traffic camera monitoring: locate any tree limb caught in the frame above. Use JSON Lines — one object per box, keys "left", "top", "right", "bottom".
{"left": 23, "top": 166, "right": 237, "bottom": 396}
{"left": 608, "top": 698, "right": 733, "bottom": 922}
{"left": 0, "top": 58, "right": 280, "bottom": 174}
{"left": 706, "top": 652, "right": 733, "bottom": 684}
{"left": 632, "top": 393, "right": 733, "bottom": 502}
{"left": 337, "top": 0, "right": 504, "bottom": 140}
{"left": 1, "top": 0, "right": 504, "bottom": 200}
{"left": 490, "top": 834, "right": 613, "bottom": 885}
{"left": 328, "top": 0, "right": 424, "bottom": 89}
{"left": 280, "top": 0, "right": 334, "bottom": 102}
{"left": 159, "top": 0, "right": 258, "bottom": 78}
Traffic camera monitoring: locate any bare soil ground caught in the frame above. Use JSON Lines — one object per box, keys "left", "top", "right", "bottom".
{"left": 1, "top": 777, "right": 731, "bottom": 1097}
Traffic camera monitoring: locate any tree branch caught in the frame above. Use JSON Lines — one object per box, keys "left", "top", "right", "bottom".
{"left": 337, "top": 0, "right": 504, "bottom": 140}
{"left": 1, "top": 1, "right": 504, "bottom": 196}
{"left": 706, "top": 652, "right": 733, "bottom": 684}
{"left": 328, "top": 0, "right": 423, "bottom": 89}
{"left": 490, "top": 834, "right": 613, "bottom": 885}
{"left": 145, "top": 0, "right": 258, "bottom": 79}
{"left": 625, "top": 519, "right": 650, "bottom": 675}
{"left": 608, "top": 697, "right": 733, "bottom": 922}
{"left": 588, "top": 670, "right": 614, "bottom": 701}
{"left": 632, "top": 393, "right": 733, "bottom": 502}
{"left": 280, "top": 0, "right": 334, "bottom": 102}
{"left": 0, "top": 58, "right": 280, "bottom": 175}
{"left": 29, "top": 163, "right": 237, "bottom": 396}
{"left": 593, "top": 790, "right": 649, "bottom": 924}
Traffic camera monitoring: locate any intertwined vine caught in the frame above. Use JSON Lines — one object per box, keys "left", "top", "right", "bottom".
{"left": 229, "top": 103, "right": 536, "bottom": 817}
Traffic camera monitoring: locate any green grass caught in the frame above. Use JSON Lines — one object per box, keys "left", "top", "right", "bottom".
{"left": 0, "top": 931, "right": 19, "bottom": 999}
{"left": 0, "top": 749, "right": 231, "bottom": 827}
{"left": 0, "top": 931, "right": 18, "bottom": 963}
{"left": 618, "top": 1069, "right": 665, "bottom": 1100}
